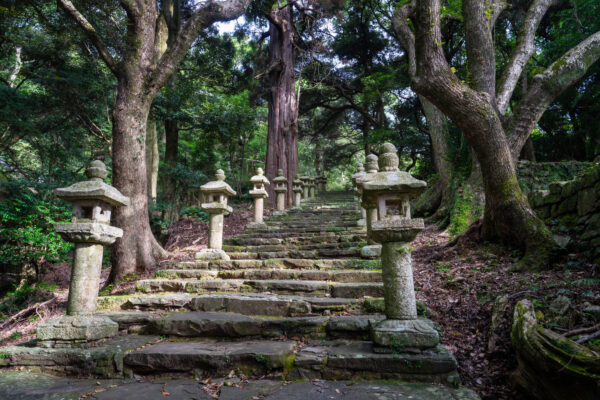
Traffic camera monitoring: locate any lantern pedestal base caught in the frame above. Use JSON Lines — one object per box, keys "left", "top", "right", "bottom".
{"left": 356, "top": 218, "right": 366, "bottom": 227}
{"left": 195, "top": 248, "right": 230, "bottom": 261}
{"left": 37, "top": 315, "right": 118, "bottom": 344}
{"left": 372, "top": 318, "right": 440, "bottom": 352}
{"left": 272, "top": 210, "right": 287, "bottom": 216}
{"left": 290, "top": 206, "right": 302, "bottom": 211}
{"left": 247, "top": 222, "right": 267, "bottom": 230}
{"left": 361, "top": 244, "right": 381, "bottom": 258}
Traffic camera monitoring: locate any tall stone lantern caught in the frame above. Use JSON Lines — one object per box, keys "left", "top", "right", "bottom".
{"left": 249, "top": 167, "right": 269, "bottom": 229}
{"left": 273, "top": 169, "right": 288, "bottom": 215}
{"left": 351, "top": 163, "right": 367, "bottom": 226}
{"left": 309, "top": 177, "right": 316, "bottom": 198}
{"left": 317, "top": 175, "right": 327, "bottom": 192}
{"left": 362, "top": 143, "right": 439, "bottom": 352}
{"left": 196, "top": 169, "right": 236, "bottom": 261}
{"left": 292, "top": 177, "right": 304, "bottom": 209}
{"left": 356, "top": 154, "right": 381, "bottom": 257}
{"left": 299, "top": 175, "right": 310, "bottom": 199}
{"left": 37, "top": 160, "right": 129, "bottom": 346}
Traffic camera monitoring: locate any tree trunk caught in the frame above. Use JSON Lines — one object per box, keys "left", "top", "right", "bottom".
{"left": 110, "top": 80, "right": 167, "bottom": 282}
{"left": 413, "top": 0, "right": 554, "bottom": 268}
{"left": 265, "top": 5, "right": 298, "bottom": 207}
{"left": 161, "top": 119, "right": 181, "bottom": 224}
{"left": 146, "top": 119, "right": 159, "bottom": 201}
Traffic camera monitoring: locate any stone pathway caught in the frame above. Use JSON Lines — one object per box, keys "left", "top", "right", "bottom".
{"left": 0, "top": 192, "right": 480, "bottom": 398}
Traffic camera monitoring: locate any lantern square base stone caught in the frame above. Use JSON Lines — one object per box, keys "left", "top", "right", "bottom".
{"left": 195, "top": 248, "right": 230, "bottom": 261}
{"left": 36, "top": 315, "right": 118, "bottom": 342}
{"left": 361, "top": 244, "right": 381, "bottom": 258}
{"left": 272, "top": 210, "right": 287, "bottom": 216}
{"left": 372, "top": 318, "right": 440, "bottom": 352}
{"left": 247, "top": 222, "right": 268, "bottom": 230}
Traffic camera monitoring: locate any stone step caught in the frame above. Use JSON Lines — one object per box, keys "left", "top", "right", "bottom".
{"left": 244, "top": 226, "right": 365, "bottom": 235}
{"left": 136, "top": 279, "right": 384, "bottom": 298}
{"left": 98, "top": 293, "right": 372, "bottom": 316}
{"left": 123, "top": 338, "right": 459, "bottom": 385}
{"left": 222, "top": 241, "right": 364, "bottom": 253}
{"left": 156, "top": 268, "right": 381, "bottom": 283}
{"left": 103, "top": 311, "right": 385, "bottom": 340}
{"left": 226, "top": 233, "right": 365, "bottom": 245}
{"left": 124, "top": 339, "right": 297, "bottom": 376}
{"left": 226, "top": 247, "right": 362, "bottom": 260}
{"left": 171, "top": 258, "right": 381, "bottom": 271}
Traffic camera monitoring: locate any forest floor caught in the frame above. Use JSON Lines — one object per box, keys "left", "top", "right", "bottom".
{"left": 1, "top": 203, "right": 598, "bottom": 400}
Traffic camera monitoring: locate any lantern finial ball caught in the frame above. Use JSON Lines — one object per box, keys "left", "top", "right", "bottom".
{"left": 85, "top": 160, "right": 108, "bottom": 181}
{"left": 277, "top": 168, "right": 284, "bottom": 176}
{"left": 216, "top": 169, "right": 225, "bottom": 181}
{"left": 379, "top": 143, "right": 399, "bottom": 172}
{"left": 257, "top": 167, "right": 264, "bottom": 175}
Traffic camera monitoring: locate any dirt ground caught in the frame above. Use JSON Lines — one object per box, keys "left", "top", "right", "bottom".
{"left": 1, "top": 212, "right": 598, "bottom": 400}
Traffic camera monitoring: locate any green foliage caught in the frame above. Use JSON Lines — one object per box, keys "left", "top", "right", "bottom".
{"left": 0, "top": 181, "right": 73, "bottom": 268}
{"left": 447, "top": 184, "right": 482, "bottom": 237}
{"left": 0, "top": 281, "right": 57, "bottom": 318}
{"left": 180, "top": 206, "right": 209, "bottom": 222}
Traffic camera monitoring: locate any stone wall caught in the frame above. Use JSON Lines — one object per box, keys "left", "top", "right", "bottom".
{"left": 528, "top": 162, "right": 600, "bottom": 264}
{"left": 517, "top": 160, "right": 592, "bottom": 195}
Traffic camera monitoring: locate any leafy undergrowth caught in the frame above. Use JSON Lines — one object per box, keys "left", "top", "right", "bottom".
{"left": 413, "top": 224, "right": 599, "bottom": 400}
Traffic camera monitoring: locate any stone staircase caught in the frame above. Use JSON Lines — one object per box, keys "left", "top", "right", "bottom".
{"left": 1, "top": 191, "right": 476, "bottom": 397}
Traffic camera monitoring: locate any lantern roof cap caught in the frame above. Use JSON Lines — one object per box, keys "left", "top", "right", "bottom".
{"left": 55, "top": 161, "right": 130, "bottom": 206}
{"left": 362, "top": 143, "right": 426, "bottom": 197}
{"left": 250, "top": 167, "right": 270, "bottom": 186}
{"left": 201, "top": 169, "right": 236, "bottom": 196}
{"left": 273, "top": 169, "right": 288, "bottom": 183}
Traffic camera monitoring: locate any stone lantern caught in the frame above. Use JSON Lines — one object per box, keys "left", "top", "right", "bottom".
{"left": 273, "top": 169, "right": 288, "bottom": 215}
{"left": 196, "top": 169, "right": 236, "bottom": 261}
{"left": 292, "top": 177, "right": 304, "bottom": 209}
{"left": 299, "top": 175, "right": 310, "bottom": 200}
{"left": 37, "top": 160, "right": 129, "bottom": 346}
{"left": 317, "top": 175, "right": 327, "bottom": 192}
{"left": 362, "top": 143, "right": 439, "bottom": 352}
{"left": 351, "top": 163, "right": 367, "bottom": 226}
{"left": 356, "top": 154, "right": 381, "bottom": 257}
{"left": 309, "top": 177, "right": 316, "bottom": 198}
{"left": 249, "top": 167, "right": 269, "bottom": 229}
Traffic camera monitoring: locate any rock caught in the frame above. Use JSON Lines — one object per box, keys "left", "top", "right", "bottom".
{"left": 553, "top": 234, "right": 571, "bottom": 248}
{"left": 583, "top": 303, "right": 600, "bottom": 319}
{"left": 360, "top": 244, "right": 382, "bottom": 258}
{"left": 549, "top": 295, "right": 571, "bottom": 316}
{"left": 372, "top": 318, "right": 441, "bottom": 350}
{"left": 37, "top": 315, "right": 118, "bottom": 342}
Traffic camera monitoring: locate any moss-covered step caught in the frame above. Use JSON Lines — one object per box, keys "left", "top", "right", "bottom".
{"left": 222, "top": 241, "right": 363, "bottom": 253}
{"left": 289, "top": 341, "right": 460, "bottom": 387}
{"left": 97, "top": 293, "right": 368, "bottom": 316}
{"left": 124, "top": 339, "right": 297, "bottom": 377}
{"left": 171, "top": 258, "right": 381, "bottom": 271}
{"left": 0, "top": 335, "right": 159, "bottom": 378}
{"left": 155, "top": 268, "right": 382, "bottom": 283}
{"left": 225, "top": 233, "right": 365, "bottom": 246}
{"left": 130, "top": 312, "right": 387, "bottom": 340}
{"left": 135, "top": 278, "right": 384, "bottom": 298}
{"left": 226, "top": 247, "right": 362, "bottom": 260}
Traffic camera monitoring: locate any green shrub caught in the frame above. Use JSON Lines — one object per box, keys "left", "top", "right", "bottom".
{"left": 0, "top": 181, "right": 73, "bottom": 269}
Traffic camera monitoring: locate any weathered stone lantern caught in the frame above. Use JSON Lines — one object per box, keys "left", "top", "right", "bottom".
{"left": 196, "top": 169, "right": 236, "bottom": 261}
{"left": 362, "top": 143, "right": 439, "bottom": 352}
{"left": 249, "top": 167, "right": 269, "bottom": 229}
{"left": 292, "top": 177, "right": 304, "bottom": 209}
{"left": 351, "top": 163, "right": 367, "bottom": 226}
{"left": 356, "top": 154, "right": 381, "bottom": 257}
{"left": 273, "top": 169, "right": 288, "bottom": 215}
{"left": 37, "top": 160, "right": 129, "bottom": 346}
{"left": 309, "top": 177, "right": 316, "bottom": 198}
{"left": 299, "top": 175, "right": 310, "bottom": 200}
{"left": 317, "top": 175, "right": 327, "bottom": 192}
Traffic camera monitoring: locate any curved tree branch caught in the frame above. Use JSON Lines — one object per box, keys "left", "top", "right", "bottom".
{"left": 146, "top": 0, "right": 251, "bottom": 95}
{"left": 507, "top": 30, "right": 600, "bottom": 158}
{"left": 56, "top": 0, "right": 121, "bottom": 76}
{"left": 496, "top": 0, "right": 557, "bottom": 114}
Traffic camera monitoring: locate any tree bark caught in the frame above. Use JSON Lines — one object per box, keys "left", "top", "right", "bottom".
{"left": 146, "top": 119, "right": 159, "bottom": 201}
{"left": 265, "top": 5, "right": 298, "bottom": 206}
{"left": 110, "top": 79, "right": 167, "bottom": 282}
{"left": 412, "top": 0, "right": 554, "bottom": 268}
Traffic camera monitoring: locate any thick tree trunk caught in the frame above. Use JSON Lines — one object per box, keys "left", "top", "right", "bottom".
{"left": 110, "top": 81, "right": 167, "bottom": 282}
{"left": 265, "top": 5, "right": 298, "bottom": 207}
{"left": 413, "top": 0, "right": 554, "bottom": 268}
